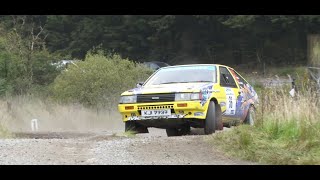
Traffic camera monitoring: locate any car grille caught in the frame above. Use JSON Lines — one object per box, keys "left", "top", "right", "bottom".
{"left": 137, "top": 93, "right": 175, "bottom": 103}
{"left": 137, "top": 105, "right": 174, "bottom": 110}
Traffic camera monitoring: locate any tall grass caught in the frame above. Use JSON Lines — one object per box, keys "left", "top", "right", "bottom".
{"left": 0, "top": 122, "right": 11, "bottom": 138}
{"left": 0, "top": 95, "right": 123, "bottom": 133}
{"left": 209, "top": 83, "right": 320, "bottom": 165}
{"left": 0, "top": 99, "right": 12, "bottom": 138}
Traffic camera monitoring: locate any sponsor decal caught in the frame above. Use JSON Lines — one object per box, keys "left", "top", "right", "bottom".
{"left": 235, "top": 82, "right": 259, "bottom": 121}
{"left": 200, "top": 83, "right": 214, "bottom": 106}
{"left": 225, "top": 88, "right": 236, "bottom": 115}
{"left": 220, "top": 102, "right": 226, "bottom": 107}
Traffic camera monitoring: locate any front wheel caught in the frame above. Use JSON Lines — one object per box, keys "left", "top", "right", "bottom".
{"left": 204, "top": 101, "right": 217, "bottom": 134}
{"left": 166, "top": 125, "right": 190, "bottom": 137}
{"left": 166, "top": 128, "right": 179, "bottom": 137}
{"left": 125, "top": 121, "right": 149, "bottom": 133}
{"left": 215, "top": 104, "right": 223, "bottom": 130}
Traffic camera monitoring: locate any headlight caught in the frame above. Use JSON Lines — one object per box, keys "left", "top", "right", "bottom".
{"left": 119, "top": 95, "right": 137, "bottom": 104}
{"left": 190, "top": 93, "right": 201, "bottom": 100}
{"left": 175, "top": 93, "right": 201, "bottom": 101}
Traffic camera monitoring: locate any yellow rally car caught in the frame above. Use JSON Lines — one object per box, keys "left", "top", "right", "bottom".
{"left": 118, "top": 64, "right": 259, "bottom": 136}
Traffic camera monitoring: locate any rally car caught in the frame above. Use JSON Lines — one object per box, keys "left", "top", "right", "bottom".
{"left": 118, "top": 64, "right": 259, "bottom": 136}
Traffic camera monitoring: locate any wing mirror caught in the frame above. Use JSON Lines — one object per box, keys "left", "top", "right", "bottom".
{"left": 137, "top": 82, "right": 144, "bottom": 88}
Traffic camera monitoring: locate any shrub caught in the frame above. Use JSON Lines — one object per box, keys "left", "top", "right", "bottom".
{"left": 52, "top": 51, "right": 153, "bottom": 108}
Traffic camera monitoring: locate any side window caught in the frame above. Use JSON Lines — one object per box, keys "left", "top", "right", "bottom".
{"left": 229, "top": 68, "right": 248, "bottom": 88}
{"left": 150, "top": 63, "right": 159, "bottom": 70}
{"left": 219, "top": 67, "right": 237, "bottom": 88}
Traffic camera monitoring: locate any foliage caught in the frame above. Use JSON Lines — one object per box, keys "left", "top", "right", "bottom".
{"left": 40, "top": 15, "right": 320, "bottom": 65}
{"left": 0, "top": 17, "right": 62, "bottom": 96}
{"left": 210, "top": 86, "right": 320, "bottom": 165}
{"left": 0, "top": 15, "right": 319, "bottom": 102}
{"left": 51, "top": 51, "right": 153, "bottom": 108}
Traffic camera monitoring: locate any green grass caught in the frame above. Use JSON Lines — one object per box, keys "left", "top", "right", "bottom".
{"left": 209, "top": 85, "right": 320, "bottom": 165}
{"left": 0, "top": 123, "right": 12, "bottom": 138}
{"left": 116, "top": 130, "right": 137, "bottom": 138}
{"left": 210, "top": 124, "right": 320, "bottom": 165}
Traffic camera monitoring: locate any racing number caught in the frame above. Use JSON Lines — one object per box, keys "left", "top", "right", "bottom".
{"left": 228, "top": 96, "right": 233, "bottom": 108}
{"left": 224, "top": 89, "right": 236, "bottom": 116}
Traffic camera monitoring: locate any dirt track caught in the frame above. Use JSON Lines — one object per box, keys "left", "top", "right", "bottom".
{"left": 0, "top": 128, "right": 255, "bottom": 165}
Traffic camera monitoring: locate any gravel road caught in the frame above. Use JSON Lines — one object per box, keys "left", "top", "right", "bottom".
{"left": 0, "top": 128, "right": 255, "bottom": 165}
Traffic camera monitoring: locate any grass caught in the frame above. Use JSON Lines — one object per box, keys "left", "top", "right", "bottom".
{"left": 0, "top": 95, "right": 140, "bottom": 139}
{"left": 0, "top": 123, "right": 11, "bottom": 138}
{"left": 209, "top": 81, "right": 320, "bottom": 165}
{"left": 267, "top": 66, "right": 307, "bottom": 78}
{"left": 0, "top": 100, "right": 12, "bottom": 138}
{"left": 116, "top": 130, "right": 137, "bottom": 138}
{"left": 0, "top": 95, "right": 123, "bottom": 133}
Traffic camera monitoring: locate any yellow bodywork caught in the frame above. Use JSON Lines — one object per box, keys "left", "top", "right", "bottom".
{"left": 118, "top": 64, "right": 242, "bottom": 123}
{"left": 119, "top": 100, "right": 207, "bottom": 121}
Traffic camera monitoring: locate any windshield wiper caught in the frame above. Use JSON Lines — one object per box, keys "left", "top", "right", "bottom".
{"left": 157, "top": 81, "right": 212, "bottom": 85}
{"left": 187, "top": 81, "right": 213, "bottom": 83}
{"left": 158, "top": 81, "right": 184, "bottom": 84}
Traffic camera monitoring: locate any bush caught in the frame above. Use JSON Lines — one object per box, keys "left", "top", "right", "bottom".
{"left": 51, "top": 51, "right": 153, "bottom": 108}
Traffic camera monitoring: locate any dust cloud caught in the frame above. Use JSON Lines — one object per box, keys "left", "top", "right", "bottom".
{"left": 0, "top": 97, "right": 123, "bottom": 133}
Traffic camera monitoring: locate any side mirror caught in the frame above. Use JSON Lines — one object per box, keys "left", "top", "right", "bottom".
{"left": 137, "top": 82, "right": 144, "bottom": 88}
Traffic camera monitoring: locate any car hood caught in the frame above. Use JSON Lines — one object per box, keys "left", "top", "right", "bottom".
{"left": 121, "top": 82, "right": 214, "bottom": 95}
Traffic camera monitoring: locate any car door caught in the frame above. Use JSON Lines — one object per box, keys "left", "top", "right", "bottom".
{"left": 229, "top": 68, "right": 258, "bottom": 122}
{"left": 218, "top": 66, "right": 240, "bottom": 121}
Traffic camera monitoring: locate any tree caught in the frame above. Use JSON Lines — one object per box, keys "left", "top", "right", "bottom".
{"left": 0, "top": 15, "right": 60, "bottom": 95}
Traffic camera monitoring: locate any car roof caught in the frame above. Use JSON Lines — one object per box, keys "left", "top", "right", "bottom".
{"left": 160, "top": 64, "right": 231, "bottom": 69}
{"left": 144, "top": 61, "right": 169, "bottom": 65}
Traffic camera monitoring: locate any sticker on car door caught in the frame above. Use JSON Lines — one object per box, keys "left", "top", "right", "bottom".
{"left": 225, "top": 87, "right": 236, "bottom": 115}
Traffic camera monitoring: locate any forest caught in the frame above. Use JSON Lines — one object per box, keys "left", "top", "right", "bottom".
{"left": 0, "top": 15, "right": 319, "bottom": 97}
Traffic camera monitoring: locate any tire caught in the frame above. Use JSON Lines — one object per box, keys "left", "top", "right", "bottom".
{"left": 215, "top": 104, "right": 223, "bottom": 130}
{"left": 244, "top": 106, "right": 255, "bottom": 126}
{"left": 181, "top": 125, "right": 191, "bottom": 135}
{"left": 166, "top": 128, "right": 180, "bottom": 137}
{"left": 125, "top": 121, "right": 149, "bottom": 133}
{"left": 125, "top": 121, "right": 135, "bottom": 132}
{"left": 204, "top": 101, "right": 216, "bottom": 134}
{"left": 166, "top": 125, "right": 190, "bottom": 137}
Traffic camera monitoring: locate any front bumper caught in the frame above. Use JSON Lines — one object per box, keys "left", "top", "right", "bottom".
{"left": 118, "top": 101, "right": 208, "bottom": 122}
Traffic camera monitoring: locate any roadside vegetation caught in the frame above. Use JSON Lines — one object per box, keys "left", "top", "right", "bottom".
{"left": 52, "top": 50, "right": 153, "bottom": 108}
{"left": 116, "top": 130, "right": 137, "bottom": 138}
{"left": 0, "top": 51, "right": 153, "bottom": 135}
{"left": 209, "top": 75, "right": 320, "bottom": 165}
{"left": 0, "top": 123, "right": 11, "bottom": 138}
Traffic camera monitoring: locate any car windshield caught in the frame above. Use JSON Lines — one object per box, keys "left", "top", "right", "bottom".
{"left": 144, "top": 65, "right": 216, "bottom": 86}
{"left": 154, "top": 62, "right": 169, "bottom": 67}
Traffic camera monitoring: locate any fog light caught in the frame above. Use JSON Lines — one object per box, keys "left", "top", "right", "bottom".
{"left": 177, "top": 103, "right": 187, "bottom": 107}
{"left": 125, "top": 106, "right": 134, "bottom": 110}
